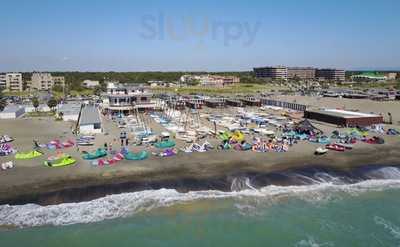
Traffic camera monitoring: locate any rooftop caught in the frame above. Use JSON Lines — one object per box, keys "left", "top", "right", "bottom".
{"left": 1, "top": 105, "right": 24, "bottom": 113}
{"left": 307, "top": 108, "right": 381, "bottom": 119}
{"left": 80, "top": 105, "right": 101, "bottom": 125}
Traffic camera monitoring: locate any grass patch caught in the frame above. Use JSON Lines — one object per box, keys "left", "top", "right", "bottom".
{"left": 69, "top": 89, "right": 94, "bottom": 96}
{"left": 3, "top": 91, "right": 32, "bottom": 97}
{"left": 25, "top": 111, "right": 55, "bottom": 117}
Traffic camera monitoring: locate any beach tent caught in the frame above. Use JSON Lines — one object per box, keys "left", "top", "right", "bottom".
{"left": 294, "top": 120, "right": 323, "bottom": 135}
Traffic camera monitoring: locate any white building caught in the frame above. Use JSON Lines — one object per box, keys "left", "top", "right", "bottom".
{"left": 0, "top": 105, "right": 25, "bottom": 119}
{"left": 83, "top": 80, "right": 100, "bottom": 88}
{"left": 180, "top": 74, "right": 240, "bottom": 87}
{"left": 79, "top": 105, "right": 102, "bottom": 134}
{"left": 0, "top": 73, "right": 23, "bottom": 91}
{"left": 24, "top": 104, "right": 51, "bottom": 113}
{"left": 104, "top": 82, "right": 156, "bottom": 116}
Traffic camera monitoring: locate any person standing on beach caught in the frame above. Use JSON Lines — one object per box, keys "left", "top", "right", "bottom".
{"left": 120, "top": 131, "right": 125, "bottom": 147}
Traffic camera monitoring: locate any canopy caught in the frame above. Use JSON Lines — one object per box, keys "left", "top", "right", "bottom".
{"left": 295, "top": 120, "right": 323, "bottom": 135}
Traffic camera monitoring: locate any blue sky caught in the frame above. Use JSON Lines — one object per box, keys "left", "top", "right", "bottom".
{"left": 1, "top": 0, "right": 399, "bottom": 72}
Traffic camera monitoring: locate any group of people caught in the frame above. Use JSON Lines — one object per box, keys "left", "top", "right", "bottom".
{"left": 102, "top": 131, "right": 130, "bottom": 155}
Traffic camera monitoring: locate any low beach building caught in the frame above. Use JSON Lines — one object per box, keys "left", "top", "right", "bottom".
{"left": 57, "top": 103, "right": 81, "bottom": 121}
{"left": 351, "top": 72, "right": 387, "bottom": 81}
{"left": 180, "top": 74, "right": 239, "bottom": 87}
{"left": 199, "top": 75, "right": 239, "bottom": 87}
{"left": 241, "top": 97, "right": 261, "bottom": 107}
{"left": 83, "top": 80, "right": 100, "bottom": 88}
{"left": 24, "top": 104, "right": 51, "bottom": 113}
{"left": 204, "top": 98, "right": 226, "bottom": 108}
{"left": 0, "top": 105, "right": 25, "bottom": 119}
{"left": 78, "top": 104, "right": 102, "bottom": 134}
{"left": 304, "top": 109, "right": 383, "bottom": 127}
{"left": 386, "top": 73, "right": 398, "bottom": 80}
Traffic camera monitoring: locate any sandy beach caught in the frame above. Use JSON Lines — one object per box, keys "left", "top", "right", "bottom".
{"left": 1, "top": 98, "right": 400, "bottom": 205}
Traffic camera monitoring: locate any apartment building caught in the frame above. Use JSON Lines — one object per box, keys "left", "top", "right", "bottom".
{"left": 316, "top": 69, "right": 346, "bottom": 81}
{"left": 0, "top": 73, "right": 24, "bottom": 91}
{"left": 253, "top": 66, "right": 288, "bottom": 80}
{"left": 0, "top": 74, "right": 6, "bottom": 89}
{"left": 53, "top": 76, "right": 65, "bottom": 88}
{"left": 31, "top": 72, "right": 65, "bottom": 90}
{"left": 287, "top": 67, "right": 316, "bottom": 80}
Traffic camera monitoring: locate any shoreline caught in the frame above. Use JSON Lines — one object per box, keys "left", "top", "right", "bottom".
{"left": 1, "top": 141, "right": 400, "bottom": 206}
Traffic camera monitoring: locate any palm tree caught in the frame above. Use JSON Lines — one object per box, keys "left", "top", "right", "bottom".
{"left": 47, "top": 97, "right": 58, "bottom": 111}
{"left": 0, "top": 89, "right": 6, "bottom": 111}
{"left": 32, "top": 96, "right": 39, "bottom": 112}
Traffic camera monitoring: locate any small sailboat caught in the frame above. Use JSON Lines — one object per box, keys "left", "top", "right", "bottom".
{"left": 314, "top": 147, "right": 328, "bottom": 155}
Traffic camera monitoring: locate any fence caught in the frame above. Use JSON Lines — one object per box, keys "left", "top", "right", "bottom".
{"left": 260, "top": 98, "right": 306, "bottom": 111}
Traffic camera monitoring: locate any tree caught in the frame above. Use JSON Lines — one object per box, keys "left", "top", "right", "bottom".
{"left": 32, "top": 97, "right": 39, "bottom": 112}
{"left": 93, "top": 85, "right": 103, "bottom": 96}
{"left": 0, "top": 89, "right": 6, "bottom": 111}
{"left": 52, "top": 85, "right": 64, "bottom": 93}
{"left": 47, "top": 97, "right": 58, "bottom": 111}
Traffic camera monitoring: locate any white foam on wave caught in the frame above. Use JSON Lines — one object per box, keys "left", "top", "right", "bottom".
{"left": 366, "top": 167, "right": 400, "bottom": 180}
{"left": 295, "top": 236, "right": 334, "bottom": 247}
{"left": 1, "top": 177, "right": 400, "bottom": 228}
{"left": 374, "top": 216, "right": 400, "bottom": 240}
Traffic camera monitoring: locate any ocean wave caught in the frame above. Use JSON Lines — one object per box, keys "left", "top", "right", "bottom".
{"left": 374, "top": 216, "right": 400, "bottom": 240}
{"left": 294, "top": 236, "right": 334, "bottom": 247}
{"left": 2, "top": 176, "right": 400, "bottom": 228}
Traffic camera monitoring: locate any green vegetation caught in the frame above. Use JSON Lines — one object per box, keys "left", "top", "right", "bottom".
{"left": 32, "top": 97, "right": 39, "bottom": 111}
{"left": 0, "top": 89, "right": 6, "bottom": 111}
{"left": 51, "top": 88, "right": 95, "bottom": 99}
{"left": 20, "top": 71, "right": 260, "bottom": 93}
{"left": 26, "top": 111, "right": 55, "bottom": 117}
{"left": 3, "top": 91, "right": 31, "bottom": 97}
{"left": 69, "top": 89, "right": 95, "bottom": 97}
{"left": 52, "top": 85, "right": 64, "bottom": 93}
{"left": 153, "top": 83, "right": 286, "bottom": 95}
{"left": 47, "top": 97, "right": 58, "bottom": 111}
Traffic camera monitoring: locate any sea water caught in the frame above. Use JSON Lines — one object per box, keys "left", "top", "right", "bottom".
{"left": 1, "top": 167, "right": 400, "bottom": 246}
